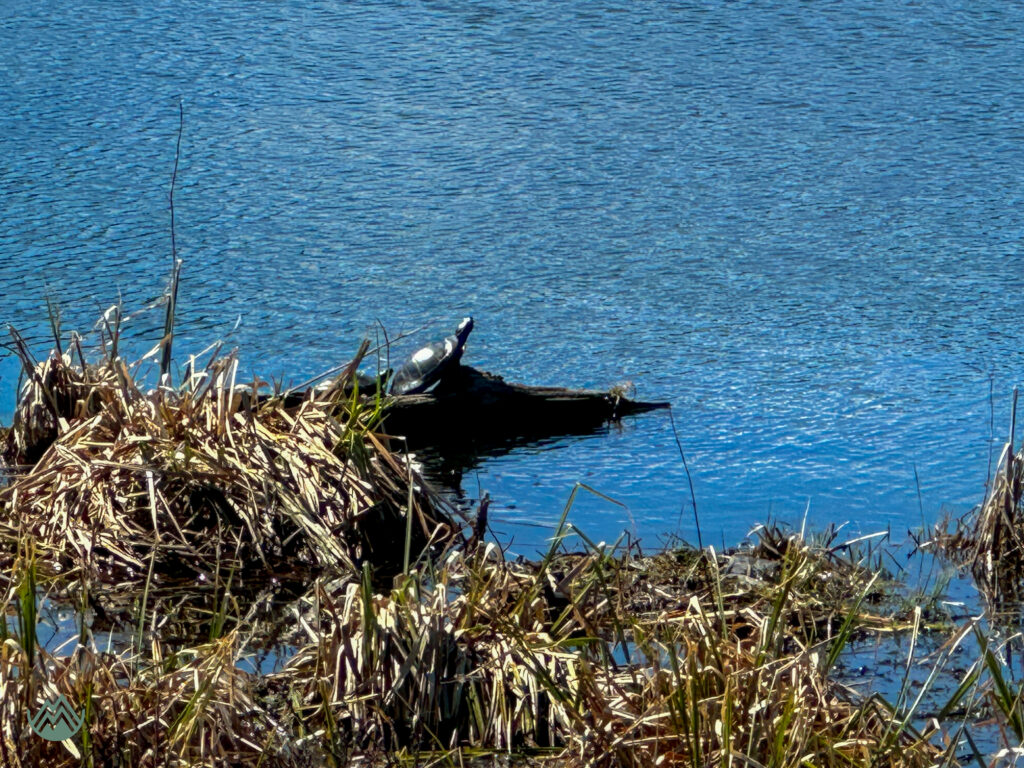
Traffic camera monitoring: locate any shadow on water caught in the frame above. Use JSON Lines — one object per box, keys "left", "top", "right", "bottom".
{"left": 410, "top": 424, "right": 611, "bottom": 500}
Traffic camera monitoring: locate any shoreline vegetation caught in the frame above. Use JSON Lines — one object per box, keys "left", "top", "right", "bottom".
{"left": 1, "top": 295, "right": 1023, "bottom": 766}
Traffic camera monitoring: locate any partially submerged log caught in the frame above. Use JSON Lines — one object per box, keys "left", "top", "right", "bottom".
{"left": 381, "top": 365, "right": 669, "bottom": 450}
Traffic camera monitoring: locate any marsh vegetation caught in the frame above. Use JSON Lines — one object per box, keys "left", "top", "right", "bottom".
{"left": 2, "top": 290, "right": 1024, "bottom": 766}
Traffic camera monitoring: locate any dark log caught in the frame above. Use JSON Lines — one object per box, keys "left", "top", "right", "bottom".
{"left": 380, "top": 365, "right": 669, "bottom": 450}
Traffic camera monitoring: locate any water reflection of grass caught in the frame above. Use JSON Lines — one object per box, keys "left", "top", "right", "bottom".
{"left": 0, "top": 304, "right": 1023, "bottom": 766}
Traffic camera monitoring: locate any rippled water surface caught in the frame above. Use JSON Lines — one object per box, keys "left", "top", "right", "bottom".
{"left": 4, "top": 1, "right": 1024, "bottom": 552}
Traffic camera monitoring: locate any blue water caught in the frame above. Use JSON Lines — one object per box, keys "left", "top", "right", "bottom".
{"left": 4, "top": 1, "right": 1024, "bottom": 553}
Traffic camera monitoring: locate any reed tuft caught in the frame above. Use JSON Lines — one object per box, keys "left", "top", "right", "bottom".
{"left": 0, "top": 314, "right": 459, "bottom": 586}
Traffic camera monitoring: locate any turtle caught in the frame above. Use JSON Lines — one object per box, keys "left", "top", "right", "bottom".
{"left": 390, "top": 317, "right": 474, "bottom": 396}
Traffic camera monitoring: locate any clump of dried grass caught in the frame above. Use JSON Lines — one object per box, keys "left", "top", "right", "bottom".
{"left": 0, "top": 322, "right": 458, "bottom": 585}
{"left": 2, "top": 335, "right": 120, "bottom": 467}
{"left": 1, "top": 637, "right": 289, "bottom": 767}
{"left": 969, "top": 437, "right": 1024, "bottom": 588}
{"left": 0, "top": 540, "right": 303, "bottom": 767}
{"left": 281, "top": 547, "right": 580, "bottom": 755}
{"left": 934, "top": 389, "right": 1024, "bottom": 606}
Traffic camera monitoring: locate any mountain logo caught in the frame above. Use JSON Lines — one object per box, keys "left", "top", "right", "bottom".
{"left": 28, "top": 694, "right": 83, "bottom": 741}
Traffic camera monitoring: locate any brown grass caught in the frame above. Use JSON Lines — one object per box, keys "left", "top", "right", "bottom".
{"left": 0, "top": 330, "right": 459, "bottom": 586}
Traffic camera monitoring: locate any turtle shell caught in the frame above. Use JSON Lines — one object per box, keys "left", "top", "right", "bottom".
{"left": 390, "top": 317, "right": 474, "bottom": 396}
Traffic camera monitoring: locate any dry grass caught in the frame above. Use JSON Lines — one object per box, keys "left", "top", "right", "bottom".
{"left": 968, "top": 436, "right": 1024, "bottom": 600}
{"left": 0, "top": 327, "right": 458, "bottom": 586}
{"left": 934, "top": 389, "right": 1024, "bottom": 608}
{"left": 0, "top": 478, "right": 953, "bottom": 766}
{"left": 0, "top": 551, "right": 292, "bottom": 766}
{"left": 277, "top": 526, "right": 943, "bottom": 767}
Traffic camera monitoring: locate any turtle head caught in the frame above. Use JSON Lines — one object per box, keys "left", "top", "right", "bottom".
{"left": 455, "top": 316, "right": 474, "bottom": 343}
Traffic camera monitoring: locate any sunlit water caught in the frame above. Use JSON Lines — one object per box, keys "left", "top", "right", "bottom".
{"left": 4, "top": 1, "right": 1024, "bottom": 558}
